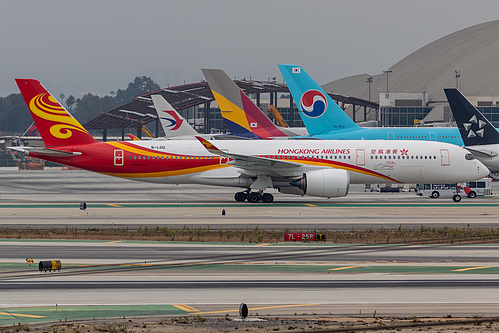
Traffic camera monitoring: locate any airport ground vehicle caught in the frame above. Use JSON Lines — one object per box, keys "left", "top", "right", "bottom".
{"left": 416, "top": 178, "right": 492, "bottom": 200}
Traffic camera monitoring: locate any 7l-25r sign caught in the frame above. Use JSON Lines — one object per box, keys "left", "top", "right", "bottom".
{"left": 284, "top": 233, "right": 326, "bottom": 241}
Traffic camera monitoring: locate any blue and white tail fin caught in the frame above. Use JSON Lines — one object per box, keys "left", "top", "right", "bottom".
{"left": 445, "top": 88, "right": 499, "bottom": 146}
{"left": 151, "top": 95, "right": 199, "bottom": 138}
{"left": 278, "top": 65, "right": 360, "bottom": 136}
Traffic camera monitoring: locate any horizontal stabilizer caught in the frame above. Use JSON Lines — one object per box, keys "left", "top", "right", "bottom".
{"left": 9, "top": 146, "right": 82, "bottom": 157}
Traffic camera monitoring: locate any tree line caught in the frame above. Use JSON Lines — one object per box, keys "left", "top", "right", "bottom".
{"left": 0, "top": 76, "right": 160, "bottom": 135}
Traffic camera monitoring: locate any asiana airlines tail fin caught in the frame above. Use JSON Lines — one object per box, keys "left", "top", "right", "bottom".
{"left": 202, "top": 68, "right": 290, "bottom": 139}
{"left": 278, "top": 64, "right": 360, "bottom": 136}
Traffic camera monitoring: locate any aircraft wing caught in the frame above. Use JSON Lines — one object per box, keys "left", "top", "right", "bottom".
{"left": 465, "top": 146, "right": 498, "bottom": 158}
{"left": 195, "top": 137, "right": 302, "bottom": 176}
{"left": 9, "top": 146, "right": 82, "bottom": 157}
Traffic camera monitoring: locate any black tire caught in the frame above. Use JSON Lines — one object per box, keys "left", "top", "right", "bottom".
{"left": 452, "top": 194, "right": 462, "bottom": 202}
{"left": 431, "top": 191, "right": 440, "bottom": 198}
{"left": 247, "top": 192, "right": 261, "bottom": 203}
{"left": 262, "top": 193, "right": 274, "bottom": 203}
{"left": 468, "top": 191, "right": 477, "bottom": 198}
{"left": 234, "top": 192, "right": 247, "bottom": 202}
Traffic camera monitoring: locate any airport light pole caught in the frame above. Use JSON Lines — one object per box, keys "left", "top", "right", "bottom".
{"left": 366, "top": 76, "right": 373, "bottom": 101}
{"left": 455, "top": 70, "right": 460, "bottom": 89}
{"left": 383, "top": 70, "right": 392, "bottom": 92}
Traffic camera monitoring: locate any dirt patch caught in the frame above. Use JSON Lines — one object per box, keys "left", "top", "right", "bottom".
{"left": 5, "top": 315, "right": 499, "bottom": 333}
{"left": 3, "top": 225, "right": 499, "bottom": 244}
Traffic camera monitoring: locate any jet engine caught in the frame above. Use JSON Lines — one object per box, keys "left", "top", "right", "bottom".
{"left": 290, "top": 169, "right": 349, "bottom": 198}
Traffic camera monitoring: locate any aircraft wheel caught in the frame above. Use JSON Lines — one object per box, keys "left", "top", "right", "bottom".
{"left": 431, "top": 191, "right": 440, "bottom": 198}
{"left": 234, "top": 192, "right": 247, "bottom": 202}
{"left": 452, "top": 194, "right": 462, "bottom": 202}
{"left": 247, "top": 192, "right": 261, "bottom": 203}
{"left": 468, "top": 191, "right": 477, "bottom": 198}
{"left": 262, "top": 193, "right": 274, "bottom": 203}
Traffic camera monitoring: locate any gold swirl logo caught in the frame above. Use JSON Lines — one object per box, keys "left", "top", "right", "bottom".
{"left": 29, "top": 93, "right": 89, "bottom": 140}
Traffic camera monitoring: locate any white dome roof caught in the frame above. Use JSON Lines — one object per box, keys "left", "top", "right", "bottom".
{"left": 322, "top": 20, "right": 499, "bottom": 102}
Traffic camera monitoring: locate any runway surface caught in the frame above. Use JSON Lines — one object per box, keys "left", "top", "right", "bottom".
{"left": 1, "top": 168, "right": 499, "bottom": 324}
{"left": 2, "top": 168, "right": 499, "bottom": 230}
{"left": 1, "top": 240, "right": 499, "bottom": 324}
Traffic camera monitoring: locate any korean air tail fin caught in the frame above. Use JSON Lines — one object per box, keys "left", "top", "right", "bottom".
{"left": 278, "top": 65, "right": 360, "bottom": 136}
{"left": 15, "top": 79, "right": 98, "bottom": 147}
{"left": 445, "top": 88, "right": 499, "bottom": 146}
{"left": 202, "top": 68, "right": 289, "bottom": 139}
{"left": 151, "top": 95, "right": 199, "bottom": 138}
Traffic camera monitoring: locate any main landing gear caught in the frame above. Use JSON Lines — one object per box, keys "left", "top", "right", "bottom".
{"left": 234, "top": 190, "right": 274, "bottom": 203}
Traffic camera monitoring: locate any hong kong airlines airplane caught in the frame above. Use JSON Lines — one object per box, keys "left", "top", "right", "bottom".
{"left": 14, "top": 79, "right": 488, "bottom": 203}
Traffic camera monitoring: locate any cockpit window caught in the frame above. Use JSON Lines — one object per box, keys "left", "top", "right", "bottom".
{"left": 465, "top": 153, "right": 475, "bottom": 160}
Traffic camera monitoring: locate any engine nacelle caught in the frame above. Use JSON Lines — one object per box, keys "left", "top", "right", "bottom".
{"left": 290, "top": 169, "right": 350, "bottom": 198}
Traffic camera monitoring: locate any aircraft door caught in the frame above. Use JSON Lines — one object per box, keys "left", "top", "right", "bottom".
{"left": 356, "top": 149, "right": 365, "bottom": 166}
{"left": 387, "top": 132, "right": 395, "bottom": 140}
{"left": 114, "top": 149, "right": 124, "bottom": 166}
{"left": 430, "top": 132, "right": 437, "bottom": 141}
{"left": 440, "top": 149, "right": 450, "bottom": 166}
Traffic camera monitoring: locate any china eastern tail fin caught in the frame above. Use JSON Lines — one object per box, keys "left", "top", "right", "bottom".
{"left": 202, "top": 68, "right": 289, "bottom": 139}
{"left": 151, "top": 95, "right": 199, "bottom": 138}
{"left": 15, "top": 79, "right": 98, "bottom": 147}
{"left": 278, "top": 64, "right": 360, "bottom": 136}
{"left": 445, "top": 88, "right": 499, "bottom": 146}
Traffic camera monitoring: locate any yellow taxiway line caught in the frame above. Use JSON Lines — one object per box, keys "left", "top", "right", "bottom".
{"left": 0, "top": 312, "right": 46, "bottom": 318}
{"left": 172, "top": 304, "right": 200, "bottom": 312}
{"left": 452, "top": 266, "right": 492, "bottom": 272}
{"left": 329, "top": 266, "right": 363, "bottom": 271}
{"left": 193, "top": 303, "right": 323, "bottom": 315}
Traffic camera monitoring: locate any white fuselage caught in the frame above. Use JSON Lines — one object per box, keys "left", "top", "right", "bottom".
{"left": 119, "top": 139, "right": 488, "bottom": 187}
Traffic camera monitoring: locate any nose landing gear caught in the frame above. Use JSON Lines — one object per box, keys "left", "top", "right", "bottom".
{"left": 234, "top": 190, "right": 274, "bottom": 203}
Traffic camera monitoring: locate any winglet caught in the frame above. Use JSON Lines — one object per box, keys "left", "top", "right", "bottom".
{"left": 195, "top": 136, "right": 224, "bottom": 155}
{"left": 127, "top": 134, "right": 141, "bottom": 141}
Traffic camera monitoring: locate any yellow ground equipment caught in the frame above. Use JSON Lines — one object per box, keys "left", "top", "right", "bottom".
{"left": 267, "top": 105, "right": 289, "bottom": 128}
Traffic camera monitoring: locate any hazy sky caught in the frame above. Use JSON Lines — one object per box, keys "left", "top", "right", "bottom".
{"left": 1, "top": 0, "right": 499, "bottom": 98}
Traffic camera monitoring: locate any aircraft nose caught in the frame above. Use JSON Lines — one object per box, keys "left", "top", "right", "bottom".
{"left": 477, "top": 161, "right": 490, "bottom": 178}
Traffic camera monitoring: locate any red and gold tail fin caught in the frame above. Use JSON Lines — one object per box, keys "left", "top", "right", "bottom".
{"left": 15, "top": 79, "right": 98, "bottom": 147}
